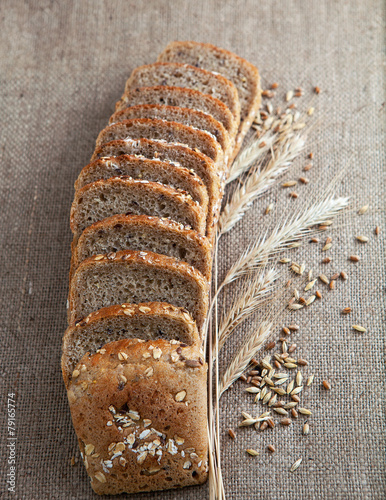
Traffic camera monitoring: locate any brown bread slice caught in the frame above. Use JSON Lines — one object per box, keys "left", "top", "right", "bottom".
{"left": 109, "top": 104, "right": 230, "bottom": 157}
{"left": 66, "top": 338, "right": 208, "bottom": 495}
{"left": 74, "top": 155, "right": 208, "bottom": 214}
{"left": 62, "top": 302, "right": 200, "bottom": 387}
{"left": 95, "top": 118, "right": 224, "bottom": 170}
{"left": 114, "top": 85, "right": 237, "bottom": 140}
{"left": 72, "top": 214, "right": 212, "bottom": 279}
{"left": 123, "top": 62, "right": 240, "bottom": 125}
{"left": 91, "top": 139, "right": 222, "bottom": 239}
{"left": 158, "top": 41, "right": 261, "bottom": 159}
{"left": 68, "top": 250, "right": 209, "bottom": 331}
{"left": 70, "top": 177, "right": 206, "bottom": 241}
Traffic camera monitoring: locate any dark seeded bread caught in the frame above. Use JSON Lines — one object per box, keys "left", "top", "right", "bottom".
{"left": 90, "top": 139, "right": 223, "bottom": 238}
{"left": 123, "top": 62, "right": 240, "bottom": 125}
{"left": 95, "top": 118, "right": 224, "bottom": 170}
{"left": 158, "top": 41, "right": 261, "bottom": 159}
{"left": 74, "top": 155, "right": 208, "bottom": 213}
{"left": 72, "top": 214, "right": 212, "bottom": 279}
{"left": 109, "top": 105, "right": 230, "bottom": 157}
{"left": 62, "top": 302, "right": 200, "bottom": 386}
{"left": 68, "top": 250, "right": 209, "bottom": 332}
{"left": 114, "top": 85, "right": 237, "bottom": 140}
{"left": 70, "top": 177, "right": 206, "bottom": 241}
{"left": 66, "top": 338, "right": 208, "bottom": 495}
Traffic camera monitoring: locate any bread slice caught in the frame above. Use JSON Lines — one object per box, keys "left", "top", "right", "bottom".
{"left": 68, "top": 250, "right": 209, "bottom": 331}
{"left": 72, "top": 214, "right": 212, "bottom": 279}
{"left": 91, "top": 139, "right": 223, "bottom": 239}
{"left": 123, "top": 62, "right": 240, "bottom": 125}
{"left": 62, "top": 302, "right": 200, "bottom": 386}
{"left": 66, "top": 338, "right": 208, "bottom": 495}
{"left": 109, "top": 104, "right": 230, "bottom": 156}
{"left": 114, "top": 85, "right": 237, "bottom": 141}
{"left": 158, "top": 41, "right": 261, "bottom": 159}
{"left": 95, "top": 118, "right": 224, "bottom": 170}
{"left": 70, "top": 177, "right": 206, "bottom": 241}
{"left": 74, "top": 155, "right": 208, "bottom": 213}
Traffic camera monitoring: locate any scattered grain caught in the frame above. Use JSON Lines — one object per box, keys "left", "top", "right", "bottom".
{"left": 358, "top": 205, "right": 369, "bottom": 215}
{"left": 267, "top": 444, "right": 276, "bottom": 453}
{"left": 307, "top": 107, "right": 315, "bottom": 116}
{"left": 342, "top": 307, "right": 352, "bottom": 314}
{"left": 340, "top": 271, "right": 348, "bottom": 280}
{"left": 375, "top": 226, "right": 380, "bottom": 235}
{"left": 290, "top": 457, "right": 303, "bottom": 472}
{"left": 303, "top": 422, "right": 310, "bottom": 435}
{"left": 319, "top": 274, "right": 329, "bottom": 284}
{"left": 288, "top": 324, "right": 300, "bottom": 331}
{"left": 323, "top": 242, "right": 332, "bottom": 251}
{"left": 228, "top": 428, "right": 236, "bottom": 439}
{"left": 297, "top": 359, "right": 308, "bottom": 366}
{"left": 303, "top": 163, "right": 313, "bottom": 171}
{"left": 286, "top": 90, "right": 294, "bottom": 101}
{"left": 246, "top": 449, "right": 259, "bottom": 457}
{"left": 349, "top": 255, "right": 360, "bottom": 262}
{"left": 315, "top": 290, "right": 322, "bottom": 299}
{"left": 298, "top": 408, "right": 313, "bottom": 416}
{"left": 352, "top": 325, "right": 367, "bottom": 333}
{"left": 356, "top": 235, "right": 369, "bottom": 243}
{"left": 281, "top": 418, "right": 292, "bottom": 426}
{"left": 291, "top": 408, "right": 298, "bottom": 419}
{"left": 322, "top": 380, "right": 331, "bottom": 390}
{"left": 289, "top": 191, "right": 299, "bottom": 198}
{"left": 265, "top": 203, "right": 274, "bottom": 215}
{"left": 265, "top": 341, "right": 276, "bottom": 350}
{"left": 282, "top": 180, "right": 297, "bottom": 188}
{"left": 329, "top": 281, "right": 335, "bottom": 290}
{"left": 306, "top": 374, "right": 315, "bottom": 386}
{"left": 311, "top": 238, "right": 319, "bottom": 243}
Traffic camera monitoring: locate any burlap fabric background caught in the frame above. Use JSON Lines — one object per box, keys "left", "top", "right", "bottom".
{"left": 1, "top": 1, "right": 385, "bottom": 499}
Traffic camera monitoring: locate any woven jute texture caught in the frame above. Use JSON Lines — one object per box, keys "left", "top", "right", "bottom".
{"left": 0, "top": 1, "right": 385, "bottom": 499}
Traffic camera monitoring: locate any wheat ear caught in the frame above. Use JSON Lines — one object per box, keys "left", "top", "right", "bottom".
{"left": 226, "top": 131, "right": 275, "bottom": 184}
{"left": 217, "top": 268, "right": 278, "bottom": 353}
{"left": 218, "top": 133, "right": 305, "bottom": 235}
{"left": 219, "top": 321, "right": 272, "bottom": 396}
{"left": 221, "top": 196, "right": 348, "bottom": 287}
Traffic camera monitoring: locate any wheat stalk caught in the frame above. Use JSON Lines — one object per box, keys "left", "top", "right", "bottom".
{"left": 218, "top": 133, "right": 305, "bottom": 235}
{"left": 219, "top": 320, "right": 272, "bottom": 396}
{"left": 226, "top": 131, "right": 275, "bottom": 184}
{"left": 217, "top": 268, "right": 278, "bottom": 353}
{"left": 221, "top": 196, "right": 348, "bottom": 287}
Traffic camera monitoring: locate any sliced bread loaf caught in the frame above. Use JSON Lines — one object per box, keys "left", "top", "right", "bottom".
{"left": 158, "top": 41, "right": 261, "bottom": 159}
{"left": 91, "top": 139, "right": 223, "bottom": 238}
{"left": 123, "top": 62, "right": 240, "bottom": 125}
{"left": 72, "top": 214, "right": 212, "bottom": 278}
{"left": 95, "top": 118, "right": 224, "bottom": 170}
{"left": 114, "top": 85, "right": 237, "bottom": 140}
{"left": 68, "top": 250, "right": 209, "bottom": 331}
{"left": 70, "top": 177, "right": 206, "bottom": 241}
{"left": 109, "top": 104, "right": 230, "bottom": 156}
{"left": 62, "top": 302, "right": 200, "bottom": 386}
{"left": 74, "top": 155, "right": 208, "bottom": 214}
{"left": 66, "top": 338, "right": 208, "bottom": 495}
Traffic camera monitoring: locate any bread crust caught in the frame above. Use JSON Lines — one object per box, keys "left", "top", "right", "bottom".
{"left": 72, "top": 214, "right": 213, "bottom": 279}
{"left": 66, "top": 338, "right": 208, "bottom": 495}
{"left": 109, "top": 104, "right": 231, "bottom": 155}
{"left": 68, "top": 249, "right": 209, "bottom": 331}
{"left": 114, "top": 85, "right": 237, "bottom": 140}
{"left": 125, "top": 62, "right": 241, "bottom": 125}
{"left": 158, "top": 41, "right": 261, "bottom": 160}
{"left": 62, "top": 302, "right": 200, "bottom": 387}
{"left": 70, "top": 176, "right": 207, "bottom": 239}
{"left": 95, "top": 118, "right": 225, "bottom": 169}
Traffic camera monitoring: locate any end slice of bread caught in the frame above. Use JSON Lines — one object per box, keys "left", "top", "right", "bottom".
{"left": 66, "top": 338, "right": 208, "bottom": 495}
{"left": 68, "top": 250, "right": 209, "bottom": 332}
{"left": 62, "top": 302, "right": 200, "bottom": 386}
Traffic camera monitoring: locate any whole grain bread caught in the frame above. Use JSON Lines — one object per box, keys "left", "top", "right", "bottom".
{"left": 95, "top": 118, "right": 225, "bottom": 170}
{"left": 66, "top": 338, "right": 208, "bottom": 495}
{"left": 68, "top": 250, "right": 209, "bottom": 331}
{"left": 114, "top": 85, "right": 237, "bottom": 140}
{"left": 62, "top": 302, "right": 200, "bottom": 386}
{"left": 158, "top": 41, "right": 261, "bottom": 159}
{"left": 74, "top": 155, "right": 208, "bottom": 213}
{"left": 70, "top": 177, "right": 206, "bottom": 241}
{"left": 109, "top": 104, "right": 230, "bottom": 156}
{"left": 91, "top": 139, "right": 223, "bottom": 238}
{"left": 72, "top": 214, "right": 212, "bottom": 279}
{"left": 123, "top": 62, "right": 240, "bottom": 125}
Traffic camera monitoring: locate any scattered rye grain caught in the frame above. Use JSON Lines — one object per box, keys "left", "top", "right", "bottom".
{"left": 342, "top": 307, "right": 352, "bottom": 314}
{"left": 291, "top": 394, "right": 301, "bottom": 403}
{"left": 315, "top": 290, "right": 322, "bottom": 299}
{"left": 288, "top": 344, "right": 297, "bottom": 353}
{"left": 308, "top": 152, "right": 314, "bottom": 159}
{"left": 306, "top": 295, "right": 316, "bottom": 306}
{"left": 267, "top": 444, "right": 276, "bottom": 453}
{"left": 288, "top": 324, "right": 300, "bottom": 331}
{"left": 358, "top": 205, "right": 369, "bottom": 215}
{"left": 280, "top": 258, "right": 291, "bottom": 264}
{"left": 297, "top": 359, "right": 308, "bottom": 366}
{"left": 306, "top": 374, "right": 315, "bottom": 386}
{"left": 329, "top": 281, "right": 335, "bottom": 290}
{"left": 375, "top": 226, "right": 380, "bottom": 235}
{"left": 290, "top": 457, "right": 303, "bottom": 472}
{"left": 341, "top": 271, "right": 348, "bottom": 280}
{"left": 281, "top": 418, "right": 292, "bottom": 426}
{"left": 228, "top": 428, "right": 236, "bottom": 439}
{"left": 296, "top": 371, "right": 303, "bottom": 386}
{"left": 246, "top": 449, "right": 259, "bottom": 456}
{"left": 298, "top": 408, "right": 312, "bottom": 416}
{"left": 356, "top": 235, "right": 368, "bottom": 243}
{"left": 303, "top": 422, "right": 310, "bottom": 435}
{"left": 282, "top": 180, "right": 297, "bottom": 188}
{"left": 284, "top": 362, "right": 297, "bottom": 369}
{"left": 352, "top": 325, "right": 367, "bottom": 333}
{"left": 274, "top": 407, "right": 288, "bottom": 416}
{"left": 349, "top": 255, "right": 360, "bottom": 262}
{"left": 322, "top": 380, "right": 331, "bottom": 390}
{"left": 282, "top": 326, "right": 290, "bottom": 335}
{"left": 291, "top": 408, "right": 298, "bottom": 419}
{"left": 311, "top": 238, "right": 319, "bottom": 243}
{"left": 314, "top": 86, "right": 321, "bottom": 94}
{"left": 286, "top": 380, "right": 295, "bottom": 394}
{"left": 291, "top": 386, "right": 303, "bottom": 396}
{"left": 322, "top": 257, "right": 331, "bottom": 263}
{"left": 290, "top": 191, "right": 299, "bottom": 198}
{"left": 303, "top": 163, "right": 313, "bottom": 171}
{"left": 265, "top": 341, "right": 276, "bottom": 350}
{"left": 319, "top": 274, "right": 329, "bottom": 284}
{"left": 265, "top": 203, "right": 274, "bottom": 215}
{"left": 323, "top": 242, "right": 332, "bottom": 251}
